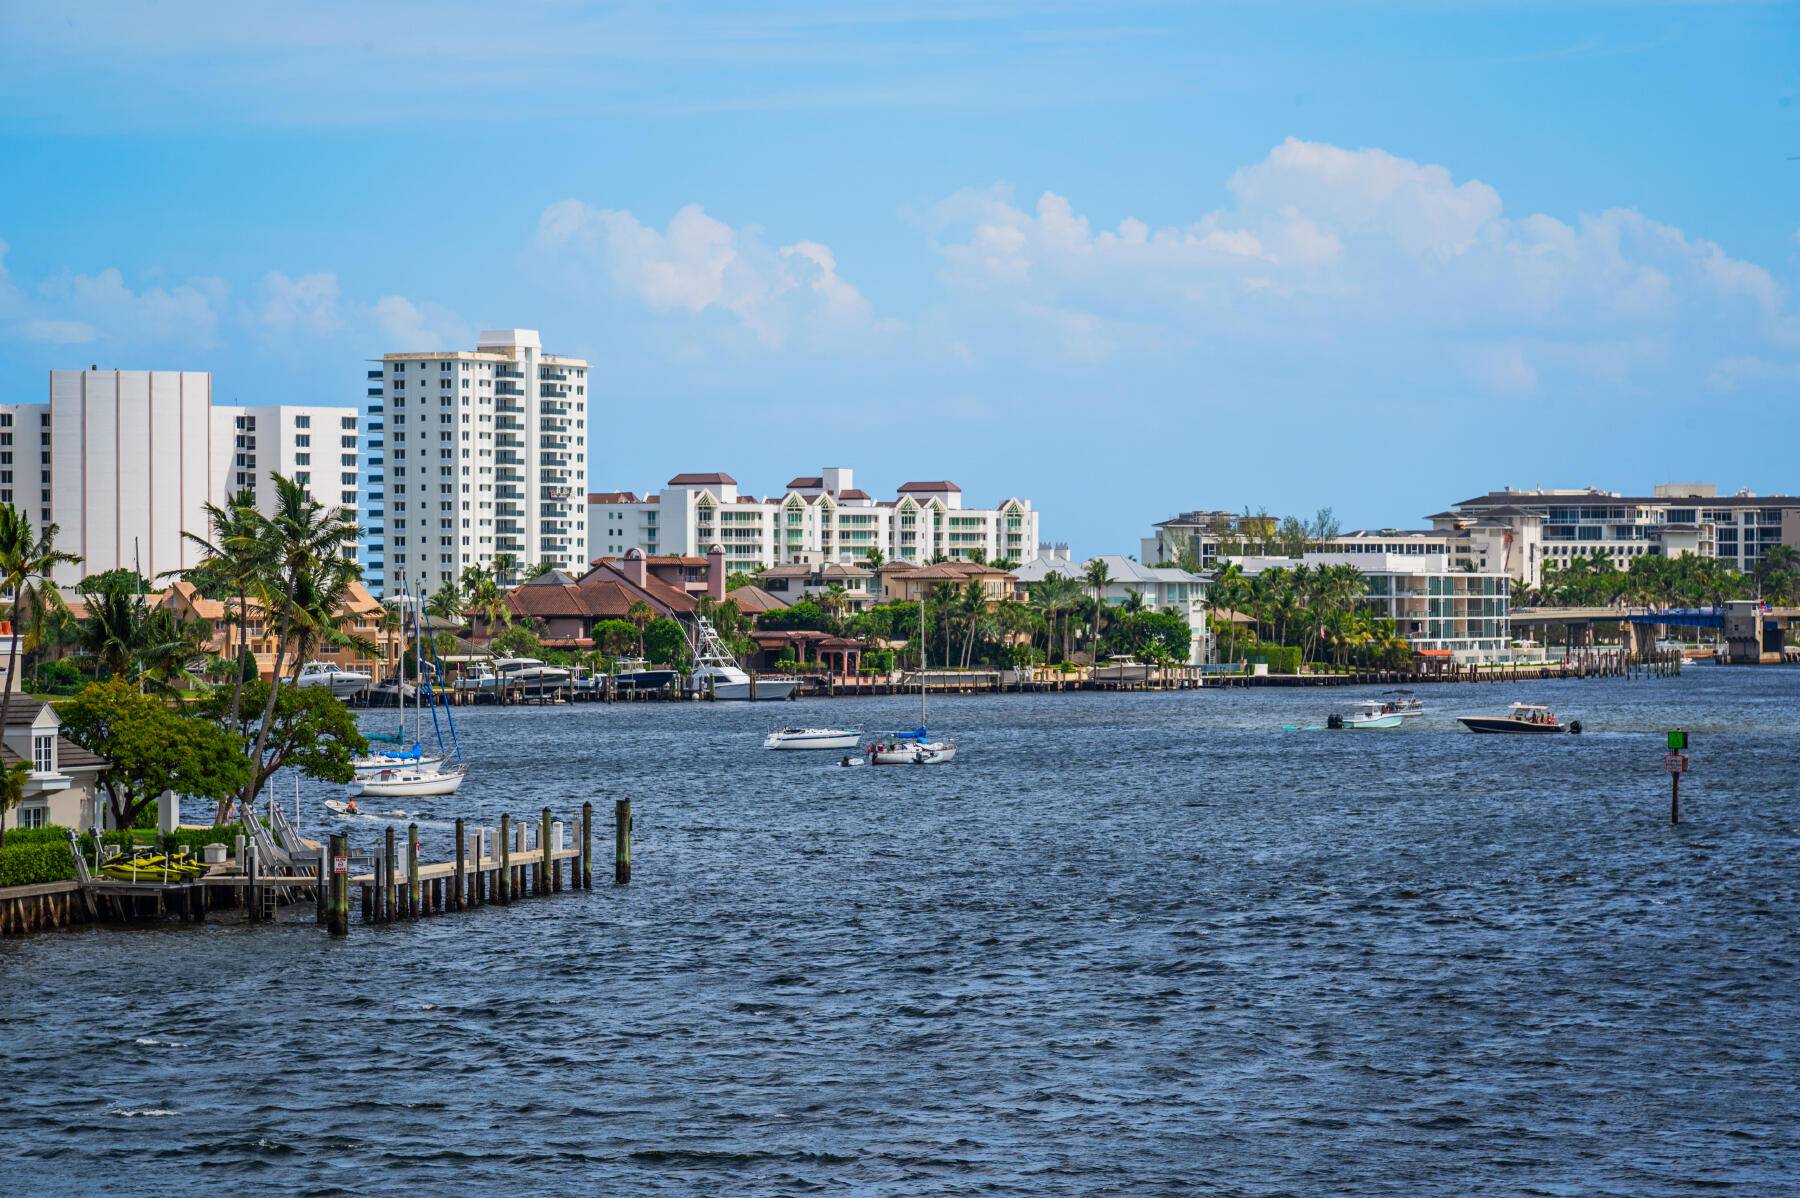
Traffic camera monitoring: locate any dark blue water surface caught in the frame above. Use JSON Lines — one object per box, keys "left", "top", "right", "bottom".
{"left": 3, "top": 668, "right": 1797, "bottom": 1196}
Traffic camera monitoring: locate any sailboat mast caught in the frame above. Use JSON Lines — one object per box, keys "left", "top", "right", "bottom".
{"left": 919, "top": 595, "right": 927, "bottom": 727}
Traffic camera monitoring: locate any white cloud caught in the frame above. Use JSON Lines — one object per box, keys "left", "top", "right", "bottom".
{"left": 19, "top": 318, "right": 96, "bottom": 344}
{"left": 535, "top": 199, "right": 881, "bottom": 349}
{"left": 255, "top": 270, "right": 341, "bottom": 337}
{"left": 927, "top": 138, "right": 1799, "bottom": 383}
{"left": 372, "top": 294, "right": 470, "bottom": 351}
{"left": 38, "top": 266, "right": 228, "bottom": 347}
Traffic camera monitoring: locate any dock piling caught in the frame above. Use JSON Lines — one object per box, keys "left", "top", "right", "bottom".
{"left": 540, "top": 808, "right": 552, "bottom": 896}
{"left": 497, "top": 814, "right": 511, "bottom": 904}
{"left": 407, "top": 822, "right": 420, "bottom": 919}
{"left": 615, "top": 798, "right": 631, "bottom": 885}
{"left": 328, "top": 832, "right": 349, "bottom": 937}
{"left": 581, "top": 801, "right": 593, "bottom": 890}
{"left": 453, "top": 818, "right": 466, "bottom": 913}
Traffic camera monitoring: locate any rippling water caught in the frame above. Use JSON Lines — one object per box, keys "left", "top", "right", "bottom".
{"left": 3, "top": 668, "right": 1797, "bottom": 1195}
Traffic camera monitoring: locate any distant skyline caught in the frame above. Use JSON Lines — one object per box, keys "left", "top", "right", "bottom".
{"left": 2, "top": 1, "right": 1797, "bottom": 554}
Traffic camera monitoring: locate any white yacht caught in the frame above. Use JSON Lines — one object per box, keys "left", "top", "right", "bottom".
{"left": 765, "top": 727, "right": 862, "bottom": 751}
{"left": 612, "top": 657, "right": 681, "bottom": 693}
{"left": 686, "top": 616, "right": 798, "bottom": 701}
{"left": 867, "top": 599, "right": 957, "bottom": 765}
{"left": 350, "top": 763, "right": 467, "bottom": 798}
{"left": 1092, "top": 654, "right": 1154, "bottom": 683}
{"left": 495, "top": 657, "right": 572, "bottom": 698}
{"left": 1335, "top": 700, "right": 1404, "bottom": 730}
{"left": 1380, "top": 690, "right": 1425, "bottom": 718}
{"left": 295, "top": 660, "right": 373, "bottom": 698}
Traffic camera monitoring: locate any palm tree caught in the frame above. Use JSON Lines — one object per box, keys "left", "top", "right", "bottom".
{"left": 0, "top": 760, "right": 25, "bottom": 849}
{"left": 0, "top": 507, "right": 81, "bottom": 732}
{"left": 819, "top": 582, "right": 851, "bottom": 633}
{"left": 427, "top": 578, "right": 465, "bottom": 624}
{"left": 1082, "top": 559, "right": 1112, "bottom": 660}
{"left": 232, "top": 473, "right": 361, "bottom": 822}
{"left": 468, "top": 573, "right": 511, "bottom": 635}
{"left": 861, "top": 547, "right": 885, "bottom": 570}
{"left": 492, "top": 552, "right": 520, "bottom": 588}
{"left": 183, "top": 489, "right": 266, "bottom": 722}
{"left": 625, "top": 599, "right": 654, "bottom": 657}
{"left": 1121, "top": 588, "right": 1147, "bottom": 615}
{"left": 1209, "top": 562, "right": 1248, "bottom": 664}
{"left": 957, "top": 580, "right": 984, "bottom": 667}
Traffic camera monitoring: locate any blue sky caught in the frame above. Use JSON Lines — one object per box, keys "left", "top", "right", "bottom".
{"left": 1, "top": 1, "right": 1796, "bottom": 554}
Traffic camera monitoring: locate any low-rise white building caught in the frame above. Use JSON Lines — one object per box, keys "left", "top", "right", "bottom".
{"left": 1232, "top": 551, "right": 1512, "bottom": 662}
{"left": 587, "top": 466, "right": 1039, "bottom": 575}
{"left": 1014, "top": 550, "right": 1212, "bottom": 664}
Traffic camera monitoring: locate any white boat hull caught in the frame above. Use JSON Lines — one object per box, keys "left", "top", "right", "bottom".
{"left": 353, "top": 752, "right": 445, "bottom": 774}
{"left": 765, "top": 730, "right": 861, "bottom": 750}
{"left": 350, "top": 768, "right": 466, "bottom": 798}
{"left": 711, "top": 679, "right": 799, "bottom": 701}
{"left": 871, "top": 741, "right": 957, "bottom": 765}
{"left": 297, "top": 674, "right": 373, "bottom": 698}
{"left": 1343, "top": 713, "right": 1404, "bottom": 730}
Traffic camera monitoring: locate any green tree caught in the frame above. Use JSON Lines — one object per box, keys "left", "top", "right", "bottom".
{"left": 592, "top": 619, "right": 638, "bottom": 659}
{"left": 491, "top": 552, "right": 520, "bottom": 588}
{"left": 489, "top": 624, "right": 544, "bottom": 659}
{"left": 427, "top": 578, "right": 465, "bottom": 623}
{"left": 1083, "top": 559, "right": 1114, "bottom": 661}
{"left": 625, "top": 599, "right": 655, "bottom": 656}
{"left": 200, "top": 680, "right": 368, "bottom": 802}
{"left": 182, "top": 489, "right": 268, "bottom": 723}
{"left": 0, "top": 760, "right": 26, "bottom": 849}
{"left": 62, "top": 679, "right": 252, "bottom": 830}
{"left": 642, "top": 617, "right": 688, "bottom": 666}
{"left": 0, "top": 506, "right": 82, "bottom": 732}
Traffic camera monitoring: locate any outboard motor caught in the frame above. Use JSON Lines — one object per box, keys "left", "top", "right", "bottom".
{"left": 1568, "top": 719, "right": 1583, "bottom": 735}
{"left": 1326, "top": 713, "right": 1344, "bottom": 730}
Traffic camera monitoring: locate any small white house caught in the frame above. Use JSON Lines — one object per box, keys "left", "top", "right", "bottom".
{"left": 1014, "top": 552, "right": 1213, "bottom": 664}
{"left": 0, "top": 698, "right": 110, "bottom": 834}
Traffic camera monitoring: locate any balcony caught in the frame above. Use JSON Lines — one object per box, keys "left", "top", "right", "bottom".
{"left": 496, "top": 399, "right": 524, "bottom": 415}
{"left": 539, "top": 368, "right": 570, "bottom": 382}
{"left": 541, "top": 399, "right": 571, "bottom": 415}
{"left": 496, "top": 384, "right": 524, "bottom": 398}
{"left": 496, "top": 368, "right": 525, "bottom": 380}
{"left": 367, "top": 369, "right": 383, "bottom": 380}
{"left": 496, "top": 417, "right": 524, "bottom": 431}
{"left": 367, "top": 387, "right": 382, "bottom": 397}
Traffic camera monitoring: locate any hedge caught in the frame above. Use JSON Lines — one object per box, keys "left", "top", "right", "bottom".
{"left": 158, "top": 825, "right": 243, "bottom": 856}
{"left": 0, "top": 841, "right": 77, "bottom": 887}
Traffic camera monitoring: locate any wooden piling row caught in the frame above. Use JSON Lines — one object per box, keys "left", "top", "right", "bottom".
{"left": 353, "top": 805, "right": 601, "bottom": 927}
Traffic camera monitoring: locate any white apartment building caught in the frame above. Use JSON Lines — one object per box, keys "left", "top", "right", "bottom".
{"left": 1015, "top": 549, "right": 1212, "bottom": 664}
{"left": 376, "top": 329, "right": 588, "bottom": 599}
{"left": 11, "top": 369, "right": 358, "bottom": 586}
{"left": 587, "top": 466, "right": 1039, "bottom": 576}
{"left": 1233, "top": 552, "right": 1512, "bottom": 661}
{"left": 1436, "top": 483, "right": 1800, "bottom": 588}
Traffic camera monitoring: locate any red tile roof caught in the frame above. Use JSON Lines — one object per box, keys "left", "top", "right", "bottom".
{"left": 588, "top": 491, "right": 639, "bottom": 504}
{"left": 897, "top": 480, "right": 960, "bottom": 493}
{"left": 837, "top": 488, "right": 871, "bottom": 500}
{"left": 668, "top": 472, "right": 737, "bottom": 486}
{"left": 787, "top": 476, "right": 823, "bottom": 488}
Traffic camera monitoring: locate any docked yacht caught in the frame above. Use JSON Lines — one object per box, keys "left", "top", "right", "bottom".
{"left": 350, "top": 763, "right": 466, "bottom": 798}
{"left": 295, "top": 660, "right": 373, "bottom": 698}
{"left": 1458, "top": 703, "right": 1581, "bottom": 735}
{"left": 1092, "top": 654, "right": 1155, "bottom": 683}
{"left": 686, "top": 616, "right": 798, "bottom": 701}
{"left": 454, "top": 661, "right": 501, "bottom": 698}
{"left": 495, "top": 657, "right": 572, "bottom": 698}
{"left": 612, "top": 657, "right": 681, "bottom": 693}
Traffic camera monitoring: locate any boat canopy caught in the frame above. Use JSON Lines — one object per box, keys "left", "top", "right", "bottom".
{"left": 370, "top": 742, "right": 426, "bottom": 761}
{"left": 887, "top": 727, "right": 931, "bottom": 741}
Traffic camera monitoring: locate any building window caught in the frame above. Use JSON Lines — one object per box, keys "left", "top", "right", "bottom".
{"left": 19, "top": 804, "right": 46, "bottom": 830}
{"left": 32, "top": 732, "right": 54, "bottom": 774}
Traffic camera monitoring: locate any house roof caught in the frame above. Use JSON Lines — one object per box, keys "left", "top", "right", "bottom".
{"left": 588, "top": 491, "right": 639, "bottom": 504}
{"left": 668, "top": 472, "right": 737, "bottom": 486}
{"left": 896, "top": 480, "right": 960, "bottom": 493}
{"left": 837, "top": 488, "right": 871, "bottom": 500}
{"left": 787, "top": 476, "right": 823, "bottom": 488}
{"left": 726, "top": 585, "right": 789, "bottom": 614}
{"left": 1, "top": 737, "right": 108, "bottom": 772}
{"left": 905, "top": 562, "right": 1012, "bottom": 581}
{"left": 578, "top": 559, "right": 697, "bottom": 614}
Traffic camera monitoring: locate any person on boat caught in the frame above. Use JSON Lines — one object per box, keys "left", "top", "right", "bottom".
{"left": 346, "top": 798, "right": 358, "bottom": 815}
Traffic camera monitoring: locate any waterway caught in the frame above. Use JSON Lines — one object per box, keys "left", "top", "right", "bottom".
{"left": 2, "top": 668, "right": 1796, "bottom": 1195}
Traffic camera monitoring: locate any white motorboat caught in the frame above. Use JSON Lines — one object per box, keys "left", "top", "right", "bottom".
{"left": 686, "top": 616, "right": 798, "bottom": 700}
{"left": 453, "top": 661, "right": 501, "bottom": 696}
{"left": 349, "top": 764, "right": 466, "bottom": 798}
{"left": 1092, "top": 654, "right": 1155, "bottom": 683}
{"left": 1331, "top": 700, "right": 1404, "bottom": 730}
{"left": 1380, "top": 690, "right": 1425, "bottom": 718}
{"left": 495, "top": 657, "right": 572, "bottom": 697}
{"left": 765, "top": 727, "right": 862, "bottom": 751}
{"left": 295, "top": 660, "right": 373, "bottom": 698}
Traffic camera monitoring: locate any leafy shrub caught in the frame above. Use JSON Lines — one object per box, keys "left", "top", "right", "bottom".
{"left": 28, "top": 659, "right": 86, "bottom": 696}
{"left": 159, "top": 825, "right": 242, "bottom": 856}
{"left": 0, "top": 841, "right": 78, "bottom": 887}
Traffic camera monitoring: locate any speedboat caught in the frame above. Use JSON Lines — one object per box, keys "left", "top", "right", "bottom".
{"left": 1330, "top": 700, "right": 1404, "bottom": 730}
{"left": 1457, "top": 703, "right": 1580, "bottom": 735}
{"left": 295, "top": 660, "right": 373, "bottom": 698}
{"left": 350, "top": 763, "right": 466, "bottom": 798}
{"left": 1380, "top": 690, "right": 1425, "bottom": 718}
{"left": 495, "top": 657, "right": 572, "bottom": 698}
{"left": 686, "top": 615, "right": 798, "bottom": 700}
{"left": 868, "top": 727, "right": 958, "bottom": 764}
{"left": 765, "top": 727, "right": 862, "bottom": 750}
{"left": 613, "top": 657, "right": 681, "bottom": 693}
{"left": 1092, "top": 654, "right": 1154, "bottom": 683}
{"left": 454, "top": 662, "right": 501, "bottom": 696}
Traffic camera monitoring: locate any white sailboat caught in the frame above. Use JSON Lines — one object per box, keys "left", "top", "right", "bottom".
{"left": 348, "top": 585, "right": 466, "bottom": 799}
{"left": 870, "top": 597, "right": 957, "bottom": 765}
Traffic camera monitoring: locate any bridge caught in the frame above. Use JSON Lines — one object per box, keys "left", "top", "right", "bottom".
{"left": 1510, "top": 602, "right": 1800, "bottom": 662}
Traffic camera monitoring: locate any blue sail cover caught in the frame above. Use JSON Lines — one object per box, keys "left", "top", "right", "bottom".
{"left": 372, "top": 742, "right": 425, "bottom": 762}
{"left": 891, "top": 727, "right": 930, "bottom": 741}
